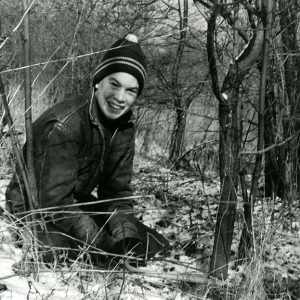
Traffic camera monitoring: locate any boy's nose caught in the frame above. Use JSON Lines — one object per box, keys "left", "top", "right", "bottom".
{"left": 114, "top": 88, "right": 126, "bottom": 102}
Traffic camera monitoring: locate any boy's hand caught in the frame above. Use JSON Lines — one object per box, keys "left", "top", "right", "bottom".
{"left": 95, "top": 229, "right": 117, "bottom": 252}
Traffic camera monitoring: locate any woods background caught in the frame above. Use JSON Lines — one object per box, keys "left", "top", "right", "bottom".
{"left": 0, "top": 0, "right": 300, "bottom": 299}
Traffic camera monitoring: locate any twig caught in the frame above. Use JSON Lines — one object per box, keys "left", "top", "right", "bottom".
{"left": 11, "top": 195, "right": 153, "bottom": 216}
{"left": 239, "top": 132, "right": 298, "bottom": 155}
{"left": 1, "top": 83, "right": 32, "bottom": 215}
{"left": 117, "top": 261, "right": 126, "bottom": 300}
{"left": 0, "top": 0, "right": 37, "bottom": 51}
{"left": 122, "top": 260, "right": 211, "bottom": 284}
{"left": 0, "top": 268, "right": 129, "bottom": 281}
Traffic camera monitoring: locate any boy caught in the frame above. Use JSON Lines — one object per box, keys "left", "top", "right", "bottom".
{"left": 6, "top": 34, "right": 169, "bottom": 263}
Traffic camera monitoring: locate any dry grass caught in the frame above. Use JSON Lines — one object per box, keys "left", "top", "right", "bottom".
{"left": 1, "top": 84, "right": 299, "bottom": 299}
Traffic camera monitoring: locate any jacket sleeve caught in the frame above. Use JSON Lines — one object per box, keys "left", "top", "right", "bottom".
{"left": 97, "top": 125, "right": 135, "bottom": 213}
{"left": 5, "top": 170, "right": 27, "bottom": 215}
{"left": 34, "top": 121, "right": 100, "bottom": 245}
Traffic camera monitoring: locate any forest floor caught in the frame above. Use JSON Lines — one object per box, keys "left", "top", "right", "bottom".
{"left": 0, "top": 156, "right": 300, "bottom": 299}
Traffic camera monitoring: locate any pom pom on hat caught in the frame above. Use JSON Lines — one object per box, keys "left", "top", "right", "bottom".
{"left": 125, "top": 34, "right": 138, "bottom": 43}
{"left": 93, "top": 34, "right": 147, "bottom": 96}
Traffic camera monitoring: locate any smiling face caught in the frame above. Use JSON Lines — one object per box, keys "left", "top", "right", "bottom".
{"left": 94, "top": 72, "right": 139, "bottom": 120}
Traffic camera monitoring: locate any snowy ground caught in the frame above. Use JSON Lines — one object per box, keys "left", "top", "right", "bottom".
{"left": 0, "top": 157, "right": 300, "bottom": 299}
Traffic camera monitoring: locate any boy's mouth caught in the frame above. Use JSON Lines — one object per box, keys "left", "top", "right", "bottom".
{"left": 108, "top": 101, "right": 124, "bottom": 111}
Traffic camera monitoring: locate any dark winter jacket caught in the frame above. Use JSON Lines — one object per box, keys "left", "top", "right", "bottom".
{"left": 6, "top": 94, "right": 136, "bottom": 246}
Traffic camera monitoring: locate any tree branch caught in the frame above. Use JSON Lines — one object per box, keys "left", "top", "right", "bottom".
{"left": 206, "top": 4, "right": 225, "bottom": 104}
{"left": 240, "top": 132, "right": 297, "bottom": 156}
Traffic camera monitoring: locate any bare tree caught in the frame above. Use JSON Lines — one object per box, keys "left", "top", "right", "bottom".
{"left": 238, "top": 0, "right": 274, "bottom": 262}
{"left": 264, "top": 0, "right": 300, "bottom": 204}
{"left": 22, "top": 0, "right": 40, "bottom": 277}
{"left": 168, "top": 0, "right": 189, "bottom": 162}
{"left": 194, "top": 0, "right": 265, "bottom": 277}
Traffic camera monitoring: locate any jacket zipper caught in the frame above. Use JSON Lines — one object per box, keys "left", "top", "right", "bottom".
{"left": 85, "top": 126, "right": 118, "bottom": 193}
{"left": 100, "top": 127, "right": 119, "bottom": 172}
{"left": 98, "top": 124, "right": 106, "bottom": 173}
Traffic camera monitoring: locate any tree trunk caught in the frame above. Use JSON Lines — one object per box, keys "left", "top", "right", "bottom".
{"left": 278, "top": 0, "right": 300, "bottom": 204}
{"left": 264, "top": 0, "right": 300, "bottom": 207}
{"left": 169, "top": 0, "right": 188, "bottom": 163}
{"left": 22, "top": 0, "right": 38, "bottom": 211}
{"left": 207, "top": 2, "right": 265, "bottom": 278}
{"left": 22, "top": 0, "right": 40, "bottom": 278}
{"left": 140, "top": 120, "right": 153, "bottom": 157}
{"left": 280, "top": 1, "right": 300, "bottom": 113}
{"left": 209, "top": 92, "right": 240, "bottom": 277}
{"left": 169, "top": 107, "right": 187, "bottom": 163}
{"left": 237, "top": 0, "right": 273, "bottom": 262}
{"left": 264, "top": 81, "right": 285, "bottom": 198}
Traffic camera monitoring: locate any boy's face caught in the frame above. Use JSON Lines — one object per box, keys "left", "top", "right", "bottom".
{"left": 95, "top": 72, "right": 139, "bottom": 120}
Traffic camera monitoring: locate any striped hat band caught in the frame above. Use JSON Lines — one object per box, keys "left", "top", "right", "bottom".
{"left": 94, "top": 56, "right": 146, "bottom": 83}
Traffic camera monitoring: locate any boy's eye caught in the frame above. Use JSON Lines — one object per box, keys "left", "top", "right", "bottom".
{"left": 128, "top": 89, "right": 138, "bottom": 95}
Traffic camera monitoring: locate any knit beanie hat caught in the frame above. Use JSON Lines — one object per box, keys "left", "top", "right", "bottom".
{"left": 93, "top": 34, "right": 147, "bottom": 96}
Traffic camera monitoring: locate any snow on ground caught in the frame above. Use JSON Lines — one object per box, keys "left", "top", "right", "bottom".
{"left": 0, "top": 157, "right": 300, "bottom": 299}
{"left": 0, "top": 216, "right": 85, "bottom": 299}
{"left": 0, "top": 179, "right": 84, "bottom": 300}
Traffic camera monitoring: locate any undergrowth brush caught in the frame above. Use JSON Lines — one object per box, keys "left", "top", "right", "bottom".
{"left": 0, "top": 155, "right": 300, "bottom": 299}
{"left": 0, "top": 86, "right": 299, "bottom": 299}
